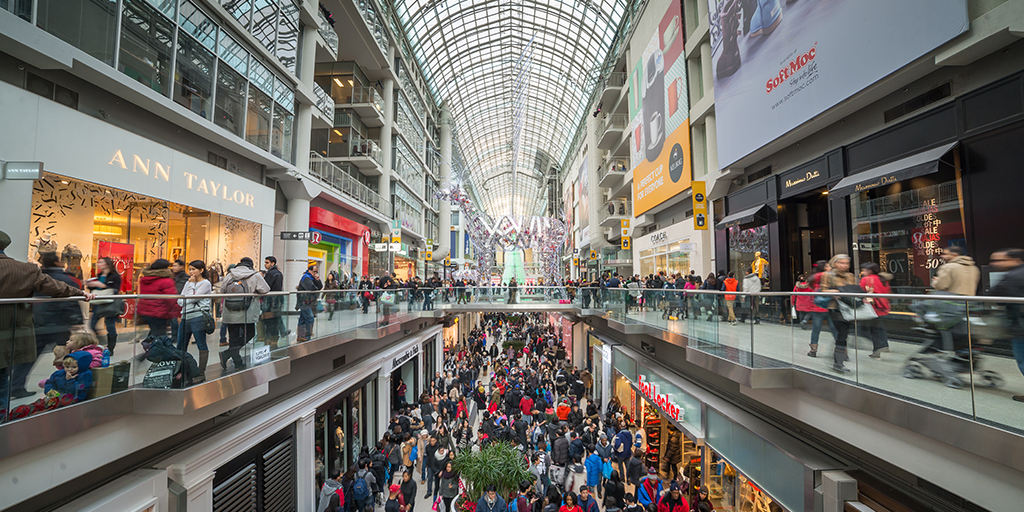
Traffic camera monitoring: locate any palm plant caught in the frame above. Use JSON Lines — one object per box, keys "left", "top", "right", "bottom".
{"left": 452, "top": 441, "right": 534, "bottom": 502}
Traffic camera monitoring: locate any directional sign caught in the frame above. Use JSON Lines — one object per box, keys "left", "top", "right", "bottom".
{"left": 621, "top": 237, "right": 631, "bottom": 250}
{"left": 589, "top": 250, "right": 597, "bottom": 260}
{"left": 426, "top": 251, "right": 433, "bottom": 260}
{"left": 573, "top": 258, "right": 579, "bottom": 266}
{"left": 389, "top": 243, "right": 401, "bottom": 252}
{"left": 621, "top": 219, "right": 630, "bottom": 228}
{"left": 280, "top": 231, "right": 315, "bottom": 241}
{"left": 374, "top": 243, "right": 387, "bottom": 252}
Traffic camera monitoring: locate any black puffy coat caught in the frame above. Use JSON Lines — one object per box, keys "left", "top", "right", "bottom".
{"left": 551, "top": 436, "right": 570, "bottom": 465}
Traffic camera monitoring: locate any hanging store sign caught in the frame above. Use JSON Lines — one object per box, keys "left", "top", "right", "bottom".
{"left": 2, "top": 161, "right": 43, "bottom": 180}
{"left": 692, "top": 181, "right": 707, "bottom": 230}
{"left": 392, "top": 344, "right": 420, "bottom": 370}
{"left": 638, "top": 374, "right": 682, "bottom": 421}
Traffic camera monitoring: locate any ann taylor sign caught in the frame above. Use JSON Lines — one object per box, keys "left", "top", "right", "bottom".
{"left": 637, "top": 374, "right": 682, "bottom": 421}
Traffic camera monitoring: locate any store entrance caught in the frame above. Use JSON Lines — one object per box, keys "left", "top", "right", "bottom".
{"left": 779, "top": 190, "right": 831, "bottom": 290}
{"left": 391, "top": 358, "right": 417, "bottom": 412}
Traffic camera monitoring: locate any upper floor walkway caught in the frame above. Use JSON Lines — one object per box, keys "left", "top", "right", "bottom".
{"left": 2, "top": 285, "right": 1022, "bottom": 479}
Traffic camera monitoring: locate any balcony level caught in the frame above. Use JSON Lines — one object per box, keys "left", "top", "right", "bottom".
{"left": 596, "top": 113, "right": 627, "bottom": 151}
{"left": 599, "top": 199, "right": 631, "bottom": 227}
{"left": 334, "top": 85, "right": 386, "bottom": 127}
{"left": 599, "top": 72, "right": 627, "bottom": 110}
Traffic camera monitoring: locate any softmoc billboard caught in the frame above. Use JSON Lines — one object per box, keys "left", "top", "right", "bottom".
{"left": 629, "top": 0, "right": 691, "bottom": 216}
{"left": 707, "top": 0, "right": 967, "bottom": 169}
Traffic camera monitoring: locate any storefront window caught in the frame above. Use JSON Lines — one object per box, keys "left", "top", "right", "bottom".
{"left": 640, "top": 241, "right": 691, "bottom": 277}
{"left": 851, "top": 170, "right": 965, "bottom": 293}
{"left": 708, "top": 451, "right": 737, "bottom": 511}
{"left": 119, "top": 0, "right": 174, "bottom": 96}
{"left": 728, "top": 225, "right": 769, "bottom": 280}
{"left": 173, "top": 33, "right": 215, "bottom": 118}
{"left": 316, "top": 379, "right": 374, "bottom": 482}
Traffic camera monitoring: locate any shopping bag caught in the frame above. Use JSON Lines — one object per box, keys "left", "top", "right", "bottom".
{"left": 602, "top": 460, "right": 613, "bottom": 479}
{"left": 380, "top": 291, "right": 396, "bottom": 305}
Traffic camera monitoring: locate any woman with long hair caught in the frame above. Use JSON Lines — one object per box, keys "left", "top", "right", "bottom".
{"left": 438, "top": 461, "right": 459, "bottom": 512}
{"left": 559, "top": 492, "right": 581, "bottom": 512}
{"left": 87, "top": 256, "right": 122, "bottom": 353}
{"left": 860, "top": 262, "right": 892, "bottom": 359}
{"left": 177, "top": 260, "right": 212, "bottom": 381}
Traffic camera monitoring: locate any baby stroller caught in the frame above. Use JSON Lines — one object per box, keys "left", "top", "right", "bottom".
{"left": 902, "top": 298, "right": 1005, "bottom": 389}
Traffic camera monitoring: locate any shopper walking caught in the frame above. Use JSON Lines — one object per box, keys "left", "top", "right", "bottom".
{"left": 86, "top": 256, "right": 122, "bottom": 353}
{"left": 805, "top": 260, "right": 837, "bottom": 358}
{"left": 722, "top": 272, "right": 739, "bottom": 325}
{"left": 932, "top": 246, "right": 980, "bottom": 296}
{"left": 859, "top": 262, "right": 892, "bottom": 359}
{"left": 137, "top": 259, "right": 181, "bottom": 340}
{"left": 820, "top": 254, "right": 857, "bottom": 373}
{"left": 177, "top": 260, "right": 213, "bottom": 382}
{"left": 218, "top": 257, "right": 270, "bottom": 371}
{"left": 262, "top": 256, "right": 285, "bottom": 344}
{"left": 988, "top": 248, "right": 1024, "bottom": 402}
{"left": 297, "top": 264, "right": 323, "bottom": 342}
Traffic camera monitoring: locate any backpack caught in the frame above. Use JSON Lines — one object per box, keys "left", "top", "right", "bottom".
{"left": 353, "top": 471, "right": 371, "bottom": 501}
{"left": 223, "top": 276, "right": 252, "bottom": 311}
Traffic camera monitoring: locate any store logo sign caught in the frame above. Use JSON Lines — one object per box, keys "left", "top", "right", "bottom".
{"left": 638, "top": 374, "right": 682, "bottom": 421}
{"left": 108, "top": 150, "right": 255, "bottom": 207}
{"left": 650, "top": 232, "right": 668, "bottom": 244}
{"left": 392, "top": 344, "right": 420, "bottom": 370}
{"left": 784, "top": 170, "right": 820, "bottom": 189}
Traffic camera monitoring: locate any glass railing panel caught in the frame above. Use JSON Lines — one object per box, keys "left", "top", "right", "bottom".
{"left": 749, "top": 295, "right": 794, "bottom": 368}
{"left": 965, "top": 299, "right": 1021, "bottom": 430}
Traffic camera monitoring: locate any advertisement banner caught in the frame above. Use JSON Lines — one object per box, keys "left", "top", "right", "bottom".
{"left": 707, "top": 0, "right": 967, "bottom": 170}
{"left": 629, "top": 0, "right": 691, "bottom": 216}
{"left": 578, "top": 155, "right": 590, "bottom": 242}
{"left": 97, "top": 241, "right": 135, "bottom": 319}
{"left": 692, "top": 181, "right": 707, "bottom": 230}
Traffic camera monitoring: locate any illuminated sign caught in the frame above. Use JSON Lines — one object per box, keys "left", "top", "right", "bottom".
{"left": 638, "top": 374, "right": 682, "bottom": 421}
{"left": 108, "top": 150, "right": 256, "bottom": 207}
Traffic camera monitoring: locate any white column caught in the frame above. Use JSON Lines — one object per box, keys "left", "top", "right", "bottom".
{"left": 168, "top": 469, "right": 215, "bottom": 512}
{"left": 705, "top": 114, "right": 718, "bottom": 174}
{"left": 700, "top": 41, "right": 714, "bottom": 99}
{"left": 296, "top": 410, "right": 317, "bottom": 512}
{"left": 294, "top": 102, "right": 314, "bottom": 177}
{"left": 696, "top": 0, "right": 709, "bottom": 24}
{"left": 299, "top": 25, "right": 317, "bottom": 88}
{"left": 378, "top": 372, "right": 391, "bottom": 439}
{"left": 435, "top": 106, "right": 453, "bottom": 262}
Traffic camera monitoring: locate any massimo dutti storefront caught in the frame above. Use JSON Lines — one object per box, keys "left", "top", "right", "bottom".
{"left": 715, "top": 69, "right": 1024, "bottom": 298}
{"left": 0, "top": 81, "right": 276, "bottom": 292}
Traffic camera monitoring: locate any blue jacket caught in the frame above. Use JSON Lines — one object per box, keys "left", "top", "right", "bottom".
{"left": 584, "top": 453, "right": 602, "bottom": 486}
{"left": 637, "top": 476, "right": 662, "bottom": 507}
{"left": 613, "top": 429, "right": 632, "bottom": 459}
{"left": 579, "top": 493, "right": 600, "bottom": 512}
{"left": 45, "top": 351, "right": 94, "bottom": 402}
{"left": 476, "top": 495, "right": 507, "bottom": 512}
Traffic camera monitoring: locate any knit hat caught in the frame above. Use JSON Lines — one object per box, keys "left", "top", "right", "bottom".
{"left": 647, "top": 467, "right": 657, "bottom": 474}
{"left": 599, "top": 433, "right": 607, "bottom": 440}
{"left": 0, "top": 230, "right": 10, "bottom": 251}
{"left": 390, "top": 484, "right": 401, "bottom": 493}
{"left": 669, "top": 483, "right": 680, "bottom": 492}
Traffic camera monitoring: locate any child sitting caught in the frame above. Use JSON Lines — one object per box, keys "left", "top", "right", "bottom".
{"left": 44, "top": 352, "right": 94, "bottom": 403}
{"left": 67, "top": 332, "right": 105, "bottom": 369}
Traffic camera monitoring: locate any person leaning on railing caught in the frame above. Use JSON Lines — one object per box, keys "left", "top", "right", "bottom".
{"left": 0, "top": 230, "right": 95, "bottom": 411}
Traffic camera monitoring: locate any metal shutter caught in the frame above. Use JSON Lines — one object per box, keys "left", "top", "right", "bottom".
{"left": 262, "top": 439, "right": 296, "bottom": 512}
{"left": 213, "top": 462, "right": 257, "bottom": 512}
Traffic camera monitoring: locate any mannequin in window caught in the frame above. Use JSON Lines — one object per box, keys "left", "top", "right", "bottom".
{"left": 62, "top": 243, "right": 84, "bottom": 280}
{"left": 750, "top": 251, "right": 768, "bottom": 280}
{"left": 34, "top": 233, "right": 58, "bottom": 261}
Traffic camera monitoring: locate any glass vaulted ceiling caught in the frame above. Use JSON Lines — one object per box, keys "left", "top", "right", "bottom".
{"left": 393, "top": 0, "right": 628, "bottom": 217}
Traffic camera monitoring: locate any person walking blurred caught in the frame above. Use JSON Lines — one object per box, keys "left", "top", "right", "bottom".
{"left": 820, "top": 255, "right": 857, "bottom": 373}
{"left": 988, "top": 248, "right": 1024, "bottom": 402}
{"left": 86, "top": 256, "right": 122, "bottom": 353}
{"left": 859, "top": 262, "right": 892, "bottom": 360}
{"left": 137, "top": 259, "right": 180, "bottom": 340}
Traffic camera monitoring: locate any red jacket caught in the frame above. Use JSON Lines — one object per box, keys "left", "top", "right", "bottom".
{"left": 137, "top": 270, "right": 181, "bottom": 319}
{"left": 860, "top": 274, "right": 891, "bottom": 316}
{"left": 792, "top": 282, "right": 827, "bottom": 313}
{"left": 657, "top": 495, "right": 689, "bottom": 512}
{"left": 723, "top": 278, "right": 738, "bottom": 301}
{"left": 519, "top": 396, "right": 534, "bottom": 415}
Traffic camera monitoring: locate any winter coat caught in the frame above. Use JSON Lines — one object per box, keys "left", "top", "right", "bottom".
{"left": 476, "top": 495, "right": 507, "bottom": 512}
{"left": 584, "top": 453, "right": 602, "bottom": 486}
{"left": 626, "top": 457, "right": 645, "bottom": 485}
{"left": 569, "top": 438, "right": 585, "bottom": 460}
{"left": 45, "top": 351, "right": 94, "bottom": 402}
{"left": 820, "top": 268, "right": 857, "bottom": 310}
{"left": 657, "top": 495, "right": 689, "bottom": 512}
{"left": 663, "top": 431, "right": 682, "bottom": 465}
{"left": 791, "top": 282, "right": 825, "bottom": 313}
{"left": 860, "top": 274, "right": 891, "bottom": 316}
{"left": 439, "top": 470, "right": 460, "bottom": 498}
{"left": 173, "top": 270, "right": 189, "bottom": 294}
{"left": 989, "top": 263, "right": 1024, "bottom": 337}
{"left": 317, "top": 479, "right": 344, "bottom": 512}
{"left": 613, "top": 429, "right": 632, "bottom": 459}
{"left": 742, "top": 273, "right": 761, "bottom": 293}
{"left": 637, "top": 476, "right": 662, "bottom": 507}
{"left": 932, "top": 255, "right": 980, "bottom": 296}
{"left": 178, "top": 279, "right": 213, "bottom": 318}
{"left": 264, "top": 265, "right": 284, "bottom": 291}
{"left": 595, "top": 440, "right": 613, "bottom": 461}
{"left": 78, "top": 344, "right": 105, "bottom": 369}
{"left": 218, "top": 264, "right": 271, "bottom": 324}
{"left": 137, "top": 268, "right": 180, "bottom": 319}
{"left": 603, "top": 476, "right": 626, "bottom": 510}
{"left": 33, "top": 267, "right": 83, "bottom": 336}
{"left": 551, "top": 436, "right": 570, "bottom": 466}
{"left": 579, "top": 493, "right": 600, "bottom": 512}
{"left": 722, "top": 278, "right": 738, "bottom": 301}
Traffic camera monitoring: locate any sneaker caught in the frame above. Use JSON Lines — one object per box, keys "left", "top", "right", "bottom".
{"left": 868, "top": 350, "right": 882, "bottom": 360}
{"left": 1013, "top": 395, "right": 1024, "bottom": 403}
{"left": 730, "top": 321, "right": 737, "bottom": 326}
{"left": 807, "top": 351, "right": 817, "bottom": 357}
{"left": 832, "top": 363, "right": 851, "bottom": 373}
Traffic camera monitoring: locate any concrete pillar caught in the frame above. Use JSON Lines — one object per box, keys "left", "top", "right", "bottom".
{"left": 299, "top": 25, "right": 317, "bottom": 89}
{"left": 377, "top": 372, "right": 391, "bottom": 443}
{"left": 280, "top": 179, "right": 322, "bottom": 286}
{"left": 691, "top": 123, "right": 706, "bottom": 179}
{"left": 434, "top": 106, "right": 452, "bottom": 262}
{"left": 295, "top": 410, "right": 317, "bottom": 512}
{"left": 294, "top": 103, "right": 314, "bottom": 176}
{"left": 687, "top": 56, "right": 702, "bottom": 105}
{"left": 700, "top": 41, "right": 714, "bottom": 99}
{"left": 696, "top": 0, "right": 709, "bottom": 24}
{"left": 705, "top": 114, "right": 718, "bottom": 174}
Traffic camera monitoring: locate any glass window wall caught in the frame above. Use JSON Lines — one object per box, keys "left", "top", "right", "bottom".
{"left": 271, "top": 102, "right": 294, "bottom": 162}
{"left": 728, "top": 225, "right": 770, "bottom": 281}
{"left": 250, "top": 0, "right": 278, "bottom": 51}
{"left": 315, "top": 378, "right": 375, "bottom": 484}
{"left": 119, "top": 0, "right": 174, "bottom": 96}
{"left": 640, "top": 240, "right": 691, "bottom": 277}
{"left": 37, "top": 0, "right": 118, "bottom": 65}
{"left": 215, "top": 64, "right": 247, "bottom": 137}
{"left": 246, "top": 85, "right": 272, "bottom": 149}
{"left": 173, "top": 33, "right": 214, "bottom": 118}
{"left": 179, "top": 1, "right": 217, "bottom": 49}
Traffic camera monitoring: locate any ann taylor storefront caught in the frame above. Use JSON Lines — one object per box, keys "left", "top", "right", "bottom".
{"left": 0, "top": 80, "right": 277, "bottom": 269}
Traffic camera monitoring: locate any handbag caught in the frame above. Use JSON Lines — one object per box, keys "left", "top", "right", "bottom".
{"left": 381, "top": 291, "right": 395, "bottom": 305}
{"left": 837, "top": 301, "right": 877, "bottom": 322}
{"left": 91, "top": 288, "right": 116, "bottom": 305}
{"left": 201, "top": 309, "right": 217, "bottom": 335}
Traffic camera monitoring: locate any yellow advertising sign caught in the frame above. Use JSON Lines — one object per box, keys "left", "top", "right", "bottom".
{"left": 621, "top": 219, "right": 630, "bottom": 228}
{"left": 426, "top": 251, "right": 433, "bottom": 260}
{"left": 621, "top": 237, "right": 631, "bottom": 250}
{"left": 573, "top": 258, "right": 580, "bottom": 266}
{"left": 633, "top": 122, "right": 692, "bottom": 215}
{"left": 692, "top": 180, "right": 707, "bottom": 230}
{"left": 590, "top": 250, "right": 598, "bottom": 260}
